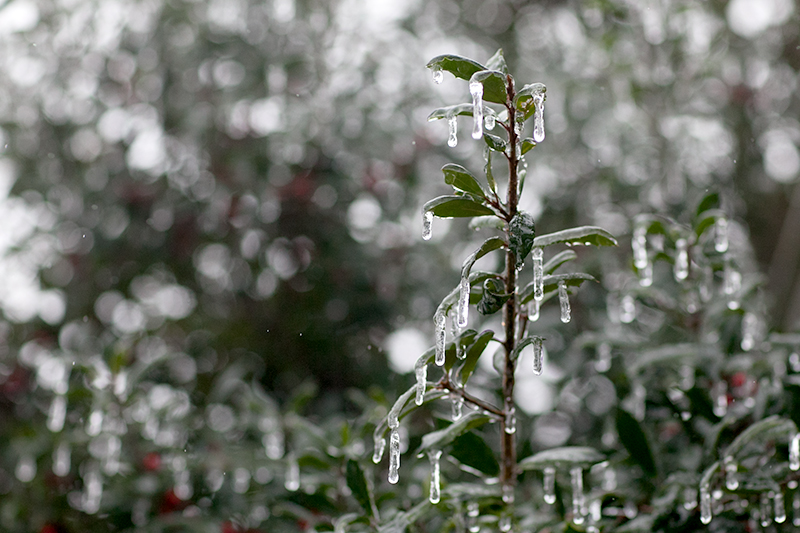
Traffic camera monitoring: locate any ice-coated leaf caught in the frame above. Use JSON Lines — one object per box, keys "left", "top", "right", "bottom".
{"left": 515, "top": 83, "right": 546, "bottom": 121}
{"left": 469, "top": 216, "right": 505, "bottom": 232}
{"left": 346, "top": 459, "right": 377, "bottom": 518}
{"left": 724, "top": 416, "right": 798, "bottom": 459}
{"left": 510, "top": 335, "right": 545, "bottom": 363}
{"left": 418, "top": 411, "right": 492, "bottom": 453}
{"left": 508, "top": 211, "right": 536, "bottom": 265}
{"left": 483, "top": 132, "right": 506, "bottom": 152}
{"left": 428, "top": 103, "right": 476, "bottom": 122}
{"left": 695, "top": 191, "right": 720, "bottom": 218}
{"left": 477, "top": 278, "right": 510, "bottom": 315}
{"left": 485, "top": 48, "right": 508, "bottom": 74}
{"left": 469, "top": 69, "right": 507, "bottom": 105}
{"left": 461, "top": 237, "right": 505, "bottom": 278}
{"left": 518, "top": 446, "right": 605, "bottom": 470}
{"left": 442, "top": 164, "right": 488, "bottom": 198}
{"left": 377, "top": 499, "right": 432, "bottom": 533}
{"left": 450, "top": 432, "right": 500, "bottom": 476}
{"left": 694, "top": 209, "right": 724, "bottom": 239}
{"left": 543, "top": 250, "right": 577, "bottom": 274}
{"left": 521, "top": 138, "right": 537, "bottom": 155}
{"left": 427, "top": 54, "right": 486, "bottom": 82}
{"left": 424, "top": 196, "right": 495, "bottom": 218}
{"left": 519, "top": 273, "right": 597, "bottom": 304}
{"left": 533, "top": 226, "right": 618, "bottom": 248}
{"left": 628, "top": 343, "right": 720, "bottom": 373}
{"left": 460, "top": 329, "right": 494, "bottom": 386}
{"left": 616, "top": 408, "right": 657, "bottom": 478}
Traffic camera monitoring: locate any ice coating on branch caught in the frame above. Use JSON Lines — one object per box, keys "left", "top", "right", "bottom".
{"left": 504, "top": 405, "right": 516, "bottom": 434}
{"left": 674, "top": 238, "right": 689, "bottom": 281}
{"left": 53, "top": 442, "right": 71, "bottom": 477}
{"left": 532, "top": 90, "right": 545, "bottom": 143}
{"left": 775, "top": 491, "right": 787, "bottom": 524}
{"left": 470, "top": 80, "right": 483, "bottom": 140}
{"left": 527, "top": 299, "right": 539, "bottom": 322}
{"left": 432, "top": 66, "right": 443, "bottom": 84}
{"left": 452, "top": 395, "right": 463, "bottom": 421}
{"left": 428, "top": 449, "right": 442, "bottom": 504}
{"left": 415, "top": 357, "right": 427, "bottom": 406}
{"left": 47, "top": 394, "right": 67, "bottom": 432}
{"left": 388, "top": 428, "right": 400, "bottom": 484}
{"left": 532, "top": 247, "right": 544, "bottom": 301}
{"left": 422, "top": 210, "right": 433, "bottom": 241}
{"left": 448, "top": 116, "right": 458, "bottom": 147}
{"left": 457, "top": 277, "right": 470, "bottom": 329}
{"left": 632, "top": 225, "right": 648, "bottom": 269}
{"left": 715, "top": 217, "right": 729, "bottom": 253}
{"left": 571, "top": 467, "right": 585, "bottom": 524}
{"left": 558, "top": 280, "right": 571, "bottom": 323}
{"left": 373, "top": 435, "right": 386, "bottom": 463}
{"left": 434, "top": 311, "right": 446, "bottom": 366}
{"left": 761, "top": 492, "right": 773, "bottom": 527}
{"left": 467, "top": 502, "right": 480, "bottom": 532}
{"left": 699, "top": 483, "right": 712, "bottom": 524}
{"left": 619, "top": 294, "right": 636, "bottom": 324}
{"left": 285, "top": 453, "right": 300, "bottom": 491}
{"left": 532, "top": 336, "right": 543, "bottom": 375}
{"left": 485, "top": 113, "right": 495, "bottom": 131}
{"left": 543, "top": 466, "right": 556, "bottom": 504}
{"left": 790, "top": 433, "right": 800, "bottom": 470}
{"left": 723, "top": 456, "right": 738, "bottom": 490}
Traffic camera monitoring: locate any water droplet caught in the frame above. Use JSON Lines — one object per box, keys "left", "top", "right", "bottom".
{"left": 47, "top": 394, "right": 67, "bottom": 432}
{"left": 674, "top": 238, "right": 689, "bottom": 281}
{"left": 448, "top": 116, "right": 458, "bottom": 147}
{"left": 485, "top": 113, "right": 495, "bottom": 131}
{"left": 504, "top": 406, "right": 516, "bottom": 434}
{"left": 415, "top": 359, "right": 427, "bottom": 406}
{"left": 388, "top": 428, "right": 400, "bottom": 484}
{"left": 632, "top": 226, "right": 648, "bottom": 270}
{"left": 434, "top": 312, "right": 446, "bottom": 366}
{"left": 532, "top": 337, "right": 543, "bottom": 376}
{"left": 285, "top": 453, "right": 300, "bottom": 491}
{"left": 532, "top": 91, "right": 545, "bottom": 143}
{"left": 724, "top": 456, "right": 738, "bottom": 490}
{"left": 543, "top": 466, "right": 556, "bottom": 504}
{"left": 470, "top": 80, "right": 484, "bottom": 140}
{"left": 373, "top": 435, "right": 386, "bottom": 464}
{"left": 715, "top": 217, "right": 729, "bottom": 253}
{"left": 527, "top": 299, "right": 539, "bottom": 322}
{"left": 422, "top": 210, "right": 433, "bottom": 241}
{"left": 457, "top": 277, "right": 470, "bottom": 329}
{"left": 532, "top": 247, "right": 544, "bottom": 301}
{"left": 428, "top": 449, "right": 442, "bottom": 504}
{"left": 789, "top": 433, "right": 800, "bottom": 470}
{"left": 451, "top": 395, "right": 463, "bottom": 421}
{"left": 571, "top": 467, "right": 585, "bottom": 524}
{"left": 775, "top": 491, "right": 787, "bottom": 524}
{"left": 53, "top": 442, "right": 71, "bottom": 477}
{"left": 700, "top": 483, "right": 712, "bottom": 524}
{"left": 558, "top": 280, "right": 571, "bottom": 323}
{"left": 619, "top": 294, "right": 636, "bottom": 323}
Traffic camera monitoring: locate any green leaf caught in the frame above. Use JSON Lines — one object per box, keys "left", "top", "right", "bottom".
{"left": 521, "top": 138, "right": 537, "bottom": 155}
{"left": 724, "top": 415, "right": 798, "bottom": 459}
{"left": 694, "top": 209, "right": 725, "bottom": 239}
{"left": 469, "top": 216, "right": 504, "bottom": 232}
{"left": 460, "top": 330, "right": 494, "bottom": 386}
{"left": 443, "top": 164, "right": 487, "bottom": 198}
{"left": 418, "top": 411, "right": 493, "bottom": 453}
{"left": 510, "top": 335, "right": 544, "bottom": 363}
{"left": 346, "top": 459, "right": 376, "bottom": 518}
{"left": 616, "top": 408, "right": 657, "bottom": 478}
{"left": 424, "top": 195, "right": 495, "bottom": 218}
{"left": 470, "top": 69, "right": 508, "bottom": 105}
{"left": 461, "top": 237, "right": 505, "bottom": 278}
{"left": 484, "top": 48, "right": 508, "bottom": 74}
{"left": 427, "top": 103, "right": 476, "bottom": 122}
{"left": 543, "top": 250, "right": 577, "bottom": 274}
{"left": 533, "top": 226, "right": 618, "bottom": 247}
{"left": 483, "top": 132, "right": 506, "bottom": 152}
{"left": 450, "top": 432, "right": 499, "bottom": 476}
{"left": 519, "top": 272, "right": 597, "bottom": 304}
{"left": 695, "top": 191, "right": 720, "bottom": 218}
{"left": 508, "top": 212, "right": 536, "bottom": 265}
{"left": 515, "top": 83, "right": 546, "bottom": 121}
{"left": 518, "top": 446, "right": 605, "bottom": 470}
{"left": 427, "top": 54, "right": 486, "bottom": 82}
{"left": 477, "top": 278, "right": 510, "bottom": 315}
{"left": 484, "top": 148, "right": 497, "bottom": 193}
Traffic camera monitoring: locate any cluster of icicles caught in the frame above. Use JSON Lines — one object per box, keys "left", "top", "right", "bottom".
{"left": 696, "top": 433, "right": 800, "bottom": 526}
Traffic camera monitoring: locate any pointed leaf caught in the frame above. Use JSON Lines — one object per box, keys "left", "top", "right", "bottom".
{"left": 515, "top": 83, "right": 546, "bottom": 121}
{"left": 543, "top": 250, "right": 577, "bottom": 274}
{"left": 461, "top": 237, "right": 505, "bottom": 278}
{"left": 346, "top": 459, "right": 376, "bottom": 518}
{"left": 521, "top": 138, "right": 537, "bottom": 155}
{"left": 418, "top": 411, "right": 492, "bottom": 453}
{"left": 483, "top": 132, "right": 506, "bottom": 152}
{"left": 724, "top": 415, "right": 798, "bottom": 458}
{"left": 616, "top": 408, "right": 657, "bottom": 478}
{"left": 695, "top": 191, "right": 720, "bottom": 218}
{"left": 518, "top": 446, "right": 605, "bottom": 470}
{"left": 427, "top": 54, "right": 486, "bottom": 82}
{"left": 443, "top": 164, "right": 488, "bottom": 198}
{"left": 450, "top": 432, "right": 499, "bottom": 476}
{"left": 510, "top": 335, "right": 545, "bottom": 363}
{"left": 427, "top": 103, "right": 475, "bottom": 122}
{"left": 485, "top": 48, "right": 508, "bottom": 74}
{"left": 469, "top": 69, "right": 508, "bottom": 105}
{"left": 424, "top": 196, "right": 495, "bottom": 218}
{"left": 460, "top": 330, "right": 495, "bottom": 386}
{"left": 533, "top": 226, "right": 618, "bottom": 247}
{"left": 484, "top": 148, "right": 497, "bottom": 193}
{"left": 508, "top": 212, "right": 536, "bottom": 265}
{"left": 477, "top": 278, "right": 510, "bottom": 315}
{"left": 469, "top": 216, "right": 505, "bottom": 231}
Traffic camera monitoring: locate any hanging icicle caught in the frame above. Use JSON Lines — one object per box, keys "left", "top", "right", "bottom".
{"left": 699, "top": 483, "right": 712, "bottom": 524}
{"left": 532, "top": 89, "right": 545, "bottom": 143}
{"left": 285, "top": 453, "right": 300, "bottom": 491}
{"left": 415, "top": 357, "right": 427, "bottom": 406}
{"left": 502, "top": 483, "right": 515, "bottom": 504}
{"left": 775, "top": 491, "right": 787, "bottom": 524}
{"left": 632, "top": 225, "right": 648, "bottom": 270}
{"left": 373, "top": 435, "right": 386, "bottom": 464}
{"left": 571, "top": 467, "right": 585, "bottom": 524}
{"left": 761, "top": 492, "right": 773, "bottom": 527}
{"left": 422, "top": 210, "right": 433, "bottom": 241}
{"left": 504, "top": 405, "right": 516, "bottom": 434}
{"left": 532, "top": 336, "right": 544, "bottom": 376}
{"left": 527, "top": 299, "right": 539, "bottom": 322}
{"left": 434, "top": 311, "right": 446, "bottom": 366}
{"left": 558, "top": 280, "right": 571, "bottom": 323}
{"left": 428, "top": 449, "right": 442, "bottom": 504}
{"left": 543, "top": 466, "right": 556, "bottom": 504}
{"left": 714, "top": 217, "right": 729, "bottom": 253}
{"left": 674, "top": 238, "right": 689, "bottom": 281}
{"left": 451, "top": 395, "right": 463, "bottom": 421}
{"left": 467, "top": 502, "right": 480, "bottom": 533}
{"left": 432, "top": 66, "right": 443, "bottom": 84}
{"left": 470, "top": 80, "right": 483, "bottom": 140}
{"left": 447, "top": 115, "right": 458, "bottom": 147}
{"left": 532, "top": 247, "right": 544, "bottom": 301}
{"left": 790, "top": 433, "right": 800, "bottom": 470}
{"left": 457, "top": 277, "right": 470, "bottom": 329}
{"left": 388, "top": 428, "right": 400, "bottom": 484}
{"left": 724, "top": 456, "right": 739, "bottom": 490}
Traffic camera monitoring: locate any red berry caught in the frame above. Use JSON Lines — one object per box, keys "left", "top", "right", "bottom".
{"left": 730, "top": 372, "right": 747, "bottom": 388}
{"left": 142, "top": 452, "right": 161, "bottom": 471}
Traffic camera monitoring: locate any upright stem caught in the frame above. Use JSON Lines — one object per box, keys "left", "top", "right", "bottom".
{"left": 501, "top": 74, "right": 519, "bottom": 495}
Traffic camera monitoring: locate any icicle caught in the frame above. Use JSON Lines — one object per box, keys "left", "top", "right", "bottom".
{"left": 632, "top": 225, "right": 648, "bottom": 269}
{"left": 790, "top": 352, "right": 800, "bottom": 373}
{"left": 47, "top": 394, "right": 67, "bottom": 432}
{"left": 527, "top": 299, "right": 539, "bottom": 322}
{"left": 504, "top": 406, "right": 516, "bottom": 434}
{"left": 712, "top": 381, "right": 728, "bottom": 418}
{"left": 15, "top": 454, "right": 36, "bottom": 483}
{"left": 761, "top": 492, "right": 773, "bottom": 527}
{"left": 775, "top": 491, "right": 787, "bottom": 524}
{"left": 373, "top": 435, "right": 386, "bottom": 464}
{"left": 532, "top": 247, "right": 544, "bottom": 301}
{"left": 447, "top": 115, "right": 458, "bottom": 147}
{"left": 699, "top": 483, "right": 712, "bottom": 524}
{"left": 532, "top": 92, "right": 545, "bottom": 143}
{"left": 723, "top": 260, "right": 741, "bottom": 310}
{"left": 434, "top": 311, "right": 446, "bottom": 366}
{"left": 86, "top": 409, "right": 103, "bottom": 437}
{"left": 428, "top": 449, "right": 442, "bottom": 504}
{"left": 457, "top": 277, "right": 470, "bottom": 329}
{"left": 451, "top": 395, "right": 463, "bottom": 421}
{"left": 790, "top": 433, "right": 800, "bottom": 470}
{"left": 543, "top": 466, "right": 556, "bottom": 504}
{"left": 740, "top": 312, "right": 759, "bottom": 351}
{"left": 502, "top": 483, "right": 515, "bottom": 504}
{"left": 415, "top": 359, "right": 427, "bottom": 406}
{"left": 470, "top": 81, "right": 483, "bottom": 140}
{"left": 388, "top": 428, "right": 400, "bottom": 484}
{"left": 467, "top": 502, "right": 480, "bottom": 533}
{"left": 531, "top": 336, "right": 544, "bottom": 376}
{"left": 558, "top": 280, "right": 571, "bottom": 323}
{"left": 485, "top": 113, "right": 495, "bottom": 131}
{"left": 285, "top": 453, "right": 300, "bottom": 491}
{"left": 674, "top": 238, "right": 689, "bottom": 281}
{"left": 432, "top": 66, "right": 443, "bottom": 84}
{"left": 723, "top": 456, "right": 738, "bottom": 490}
{"left": 595, "top": 342, "right": 611, "bottom": 373}
{"left": 81, "top": 464, "right": 103, "bottom": 514}
{"left": 422, "top": 210, "right": 433, "bottom": 241}
{"left": 715, "top": 217, "right": 729, "bottom": 253}
{"left": 499, "top": 513, "right": 512, "bottom": 532}
{"left": 619, "top": 294, "right": 636, "bottom": 324}
{"left": 571, "top": 467, "right": 585, "bottom": 524}
{"left": 683, "top": 487, "right": 697, "bottom": 510}
{"left": 794, "top": 491, "right": 800, "bottom": 526}
{"left": 640, "top": 261, "right": 653, "bottom": 287}
{"left": 53, "top": 442, "right": 71, "bottom": 477}
{"left": 602, "top": 465, "right": 617, "bottom": 491}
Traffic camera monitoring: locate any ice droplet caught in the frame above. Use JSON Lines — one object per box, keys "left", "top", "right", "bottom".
{"left": 632, "top": 226, "right": 648, "bottom": 269}
{"left": 432, "top": 66, "right": 443, "bottom": 84}
{"left": 373, "top": 435, "right": 386, "bottom": 464}
{"left": 485, "top": 113, "right": 495, "bottom": 131}
{"left": 571, "top": 467, "right": 585, "bottom": 524}
{"left": 448, "top": 116, "right": 458, "bottom": 147}
{"left": 775, "top": 491, "right": 787, "bottom": 524}
{"left": 724, "top": 456, "right": 739, "bottom": 490}
{"left": 527, "top": 299, "right": 539, "bottom": 322}
{"left": 715, "top": 217, "right": 729, "bottom": 253}
{"left": 761, "top": 492, "right": 773, "bottom": 527}
{"left": 457, "top": 277, "right": 470, "bottom": 329}
{"left": 470, "top": 80, "right": 483, "bottom": 140}
{"left": 415, "top": 358, "right": 427, "bottom": 406}
{"left": 532, "top": 247, "right": 544, "bottom": 301}
{"left": 47, "top": 394, "right": 67, "bottom": 433}
{"left": 532, "top": 337, "right": 543, "bottom": 375}
{"left": 558, "top": 280, "right": 571, "bottom": 323}
{"left": 543, "top": 466, "right": 556, "bottom": 504}
{"left": 789, "top": 433, "right": 800, "bottom": 470}
{"left": 434, "top": 311, "right": 446, "bottom": 366}
{"left": 428, "top": 449, "right": 442, "bottom": 504}
{"left": 53, "top": 442, "right": 71, "bottom": 477}
{"left": 451, "top": 395, "right": 463, "bottom": 421}
{"left": 699, "top": 483, "right": 712, "bottom": 524}
{"left": 285, "top": 453, "right": 300, "bottom": 491}
{"left": 674, "top": 238, "right": 689, "bottom": 281}
{"left": 504, "top": 406, "right": 516, "bottom": 434}
{"left": 619, "top": 294, "right": 636, "bottom": 324}
{"left": 532, "top": 92, "right": 545, "bottom": 143}
{"left": 388, "top": 428, "right": 400, "bottom": 484}
{"left": 467, "top": 502, "right": 480, "bottom": 532}
{"left": 422, "top": 210, "right": 433, "bottom": 241}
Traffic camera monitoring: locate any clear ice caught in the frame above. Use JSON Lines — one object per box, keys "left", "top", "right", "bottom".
{"left": 53, "top": 442, "right": 71, "bottom": 477}
{"left": 699, "top": 483, "right": 712, "bottom": 524}
{"left": 504, "top": 406, "right": 516, "bottom": 434}
{"left": 527, "top": 299, "right": 539, "bottom": 322}
{"left": 434, "top": 311, "right": 447, "bottom": 366}
{"left": 543, "top": 466, "right": 556, "bottom": 504}
{"left": 428, "top": 449, "right": 442, "bottom": 504}
{"left": 533, "top": 92, "right": 545, "bottom": 143}
{"left": 619, "top": 294, "right": 636, "bottom": 324}
{"left": 432, "top": 66, "right": 443, "bottom": 84}
{"left": 715, "top": 217, "right": 729, "bottom": 253}
{"left": 47, "top": 394, "right": 67, "bottom": 433}
{"left": 775, "top": 491, "right": 787, "bottom": 524}
{"left": 532, "top": 247, "right": 544, "bottom": 301}
{"left": 532, "top": 337, "right": 543, "bottom": 375}
{"left": 388, "top": 428, "right": 400, "bottom": 484}
{"left": 422, "top": 210, "right": 433, "bottom": 241}
{"left": 451, "top": 395, "right": 463, "bottom": 421}
{"left": 448, "top": 116, "right": 458, "bottom": 147}
{"left": 470, "top": 80, "right": 483, "bottom": 140}
{"left": 457, "top": 277, "right": 470, "bottom": 329}
{"left": 467, "top": 502, "right": 480, "bottom": 532}
{"left": 740, "top": 312, "right": 759, "bottom": 351}
{"left": 723, "top": 260, "right": 741, "bottom": 310}
{"left": 571, "top": 467, "right": 585, "bottom": 524}
{"left": 674, "top": 238, "right": 689, "bottom": 281}
{"left": 415, "top": 357, "right": 427, "bottom": 406}
{"left": 373, "top": 435, "right": 386, "bottom": 464}
{"left": 632, "top": 226, "right": 648, "bottom": 269}
{"left": 558, "top": 280, "right": 571, "bottom": 323}
{"left": 639, "top": 261, "right": 653, "bottom": 287}
{"left": 485, "top": 113, "right": 495, "bottom": 131}
{"left": 790, "top": 433, "right": 800, "bottom": 470}
{"left": 723, "top": 456, "right": 738, "bottom": 490}
{"left": 285, "top": 453, "right": 300, "bottom": 491}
